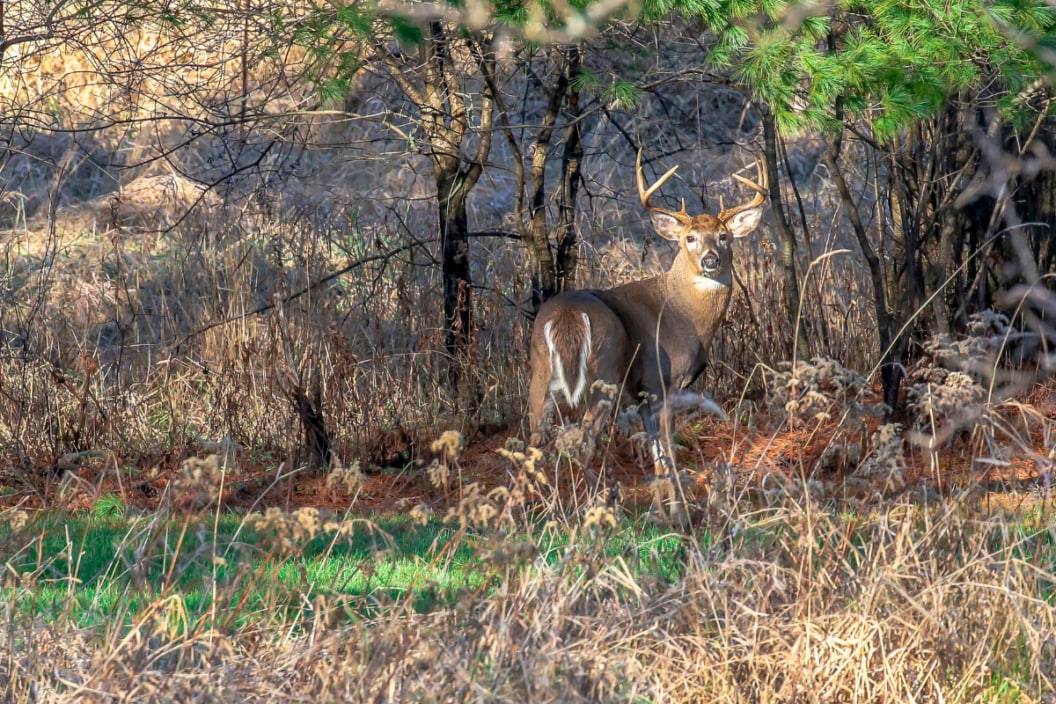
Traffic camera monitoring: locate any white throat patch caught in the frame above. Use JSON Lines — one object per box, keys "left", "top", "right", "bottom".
{"left": 694, "top": 275, "right": 727, "bottom": 292}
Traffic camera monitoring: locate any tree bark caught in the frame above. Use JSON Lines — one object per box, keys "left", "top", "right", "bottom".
{"left": 382, "top": 23, "right": 494, "bottom": 381}
{"left": 437, "top": 174, "right": 473, "bottom": 363}
{"left": 556, "top": 46, "right": 583, "bottom": 293}
{"left": 487, "top": 46, "right": 584, "bottom": 314}
{"left": 826, "top": 141, "right": 902, "bottom": 410}
{"left": 526, "top": 47, "right": 571, "bottom": 310}
{"left": 761, "top": 108, "right": 806, "bottom": 358}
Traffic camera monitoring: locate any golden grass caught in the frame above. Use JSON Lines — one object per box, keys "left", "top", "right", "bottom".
{"left": 3, "top": 491, "right": 1053, "bottom": 703}
{"left": 2, "top": 10, "right": 1054, "bottom": 702}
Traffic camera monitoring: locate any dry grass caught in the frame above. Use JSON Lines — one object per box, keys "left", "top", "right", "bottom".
{"left": 2, "top": 9, "right": 1055, "bottom": 703}
{"left": 2, "top": 476, "right": 1054, "bottom": 703}
{"left": 0, "top": 10, "right": 887, "bottom": 471}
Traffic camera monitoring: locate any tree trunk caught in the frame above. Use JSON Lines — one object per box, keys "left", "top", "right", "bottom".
{"left": 437, "top": 173, "right": 473, "bottom": 367}
{"left": 525, "top": 48, "right": 572, "bottom": 310}
{"left": 827, "top": 145, "right": 902, "bottom": 410}
{"left": 380, "top": 22, "right": 494, "bottom": 384}
{"left": 556, "top": 46, "right": 583, "bottom": 293}
{"left": 761, "top": 108, "right": 806, "bottom": 358}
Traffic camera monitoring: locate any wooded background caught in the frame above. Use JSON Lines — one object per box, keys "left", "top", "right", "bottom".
{"left": 3, "top": 0, "right": 1055, "bottom": 468}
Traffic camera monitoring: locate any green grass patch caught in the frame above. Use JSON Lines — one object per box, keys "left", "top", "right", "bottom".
{"left": 0, "top": 507, "right": 694, "bottom": 631}
{"left": 2, "top": 498, "right": 1055, "bottom": 700}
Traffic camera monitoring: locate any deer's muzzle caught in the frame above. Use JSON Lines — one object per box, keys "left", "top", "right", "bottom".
{"left": 701, "top": 251, "right": 721, "bottom": 272}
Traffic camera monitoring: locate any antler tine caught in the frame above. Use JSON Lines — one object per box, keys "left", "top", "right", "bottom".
{"left": 636, "top": 149, "right": 682, "bottom": 213}
{"left": 720, "top": 158, "right": 769, "bottom": 221}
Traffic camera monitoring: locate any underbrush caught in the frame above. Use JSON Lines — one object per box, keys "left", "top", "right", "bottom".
{"left": 0, "top": 35, "right": 881, "bottom": 477}
{"left": 2, "top": 482, "right": 1053, "bottom": 702}
{"left": 2, "top": 25, "right": 1054, "bottom": 701}
{"left": 0, "top": 200, "right": 874, "bottom": 483}
{"left": 0, "top": 211, "right": 530, "bottom": 476}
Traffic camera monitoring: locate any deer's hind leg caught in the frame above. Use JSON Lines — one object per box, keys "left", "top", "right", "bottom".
{"left": 573, "top": 315, "right": 631, "bottom": 486}
{"left": 528, "top": 363, "right": 557, "bottom": 448}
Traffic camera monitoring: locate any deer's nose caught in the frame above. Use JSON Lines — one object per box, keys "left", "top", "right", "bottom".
{"left": 701, "top": 251, "right": 720, "bottom": 271}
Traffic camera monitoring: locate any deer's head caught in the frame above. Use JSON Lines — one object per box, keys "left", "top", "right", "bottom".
{"left": 636, "top": 152, "right": 767, "bottom": 289}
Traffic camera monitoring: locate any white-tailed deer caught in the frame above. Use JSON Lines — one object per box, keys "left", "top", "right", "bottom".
{"left": 528, "top": 151, "right": 767, "bottom": 471}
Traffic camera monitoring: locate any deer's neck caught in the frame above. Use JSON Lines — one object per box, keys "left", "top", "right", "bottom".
{"left": 661, "top": 253, "right": 733, "bottom": 340}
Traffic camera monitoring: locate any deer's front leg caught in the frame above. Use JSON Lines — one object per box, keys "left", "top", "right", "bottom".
{"left": 643, "top": 390, "right": 726, "bottom": 473}
{"left": 641, "top": 401, "right": 689, "bottom": 526}
{"left": 644, "top": 390, "right": 728, "bottom": 523}
{"left": 641, "top": 403, "right": 674, "bottom": 476}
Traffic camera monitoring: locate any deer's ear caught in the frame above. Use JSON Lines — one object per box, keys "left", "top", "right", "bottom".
{"left": 650, "top": 212, "right": 683, "bottom": 241}
{"left": 724, "top": 207, "right": 763, "bottom": 238}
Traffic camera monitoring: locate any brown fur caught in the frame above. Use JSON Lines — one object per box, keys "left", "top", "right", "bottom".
{"left": 546, "top": 306, "right": 591, "bottom": 406}
{"left": 527, "top": 157, "right": 766, "bottom": 468}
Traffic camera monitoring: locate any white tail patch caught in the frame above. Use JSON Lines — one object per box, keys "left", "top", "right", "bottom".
{"left": 544, "top": 313, "right": 592, "bottom": 407}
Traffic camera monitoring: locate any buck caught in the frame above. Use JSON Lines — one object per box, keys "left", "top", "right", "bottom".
{"left": 528, "top": 151, "right": 767, "bottom": 470}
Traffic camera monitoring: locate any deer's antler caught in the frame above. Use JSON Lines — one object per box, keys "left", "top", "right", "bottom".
{"left": 636, "top": 150, "right": 691, "bottom": 223}
{"left": 719, "top": 158, "right": 768, "bottom": 223}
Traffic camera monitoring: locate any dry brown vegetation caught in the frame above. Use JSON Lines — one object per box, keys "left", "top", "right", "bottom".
{"left": 2, "top": 3, "right": 1056, "bottom": 702}
{"left": 0, "top": 6, "right": 884, "bottom": 474}
{"left": 3, "top": 449, "right": 1055, "bottom": 702}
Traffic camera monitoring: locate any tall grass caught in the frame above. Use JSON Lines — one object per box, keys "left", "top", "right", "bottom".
{"left": 0, "top": 3, "right": 888, "bottom": 475}
{"left": 2, "top": 10, "right": 1054, "bottom": 703}
{"left": 2, "top": 483, "right": 1054, "bottom": 702}
{"left": 0, "top": 142, "right": 881, "bottom": 476}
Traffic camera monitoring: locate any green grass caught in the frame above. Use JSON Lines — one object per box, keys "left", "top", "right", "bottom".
{"left": 0, "top": 507, "right": 694, "bottom": 631}
{"left": 9, "top": 501, "right": 1053, "bottom": 635}
{"left": 3, "top": 497, "right": 1056, "bottom": 700}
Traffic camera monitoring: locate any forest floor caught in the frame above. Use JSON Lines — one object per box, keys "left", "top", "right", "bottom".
{"left": 5, "top": 379, "right": 1053, "bottom": 518}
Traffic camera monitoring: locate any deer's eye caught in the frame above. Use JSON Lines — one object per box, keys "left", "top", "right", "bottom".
{"left": 685, "top": 234, "right": 697, "bottom": 245}
{"left": 718, "top": 233, "right": 729, "bottom": 245}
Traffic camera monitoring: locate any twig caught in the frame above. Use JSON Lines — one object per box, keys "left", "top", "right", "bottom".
{"left": 173, "top": 231, "right": 519, "bottom": 350}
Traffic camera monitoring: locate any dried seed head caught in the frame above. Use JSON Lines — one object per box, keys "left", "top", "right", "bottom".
{"left": 554, "top": 426, "right": 586, "bottom": 459}
{"left": 173, "top": 454, "right": 224, "bottom": 504}
{"left": 326, "top": 461, "right": 363, "bottom": 495}
{"left": 427, "top": 460, "right": 450, "bottom": 489}
{"left": 409, "top": 502, "right": 433, "bottom": 526}
{"left": 294, "top": 507, "right": 322, "bottom": 538}
{"left": 583, "top": 506, "right": 617, "bottom": 530}
{"left": 431, "top": 430, "right": 464, "bottom": 460}
{"left": 4, "top": 509, "right": 28, "bottom": 531}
